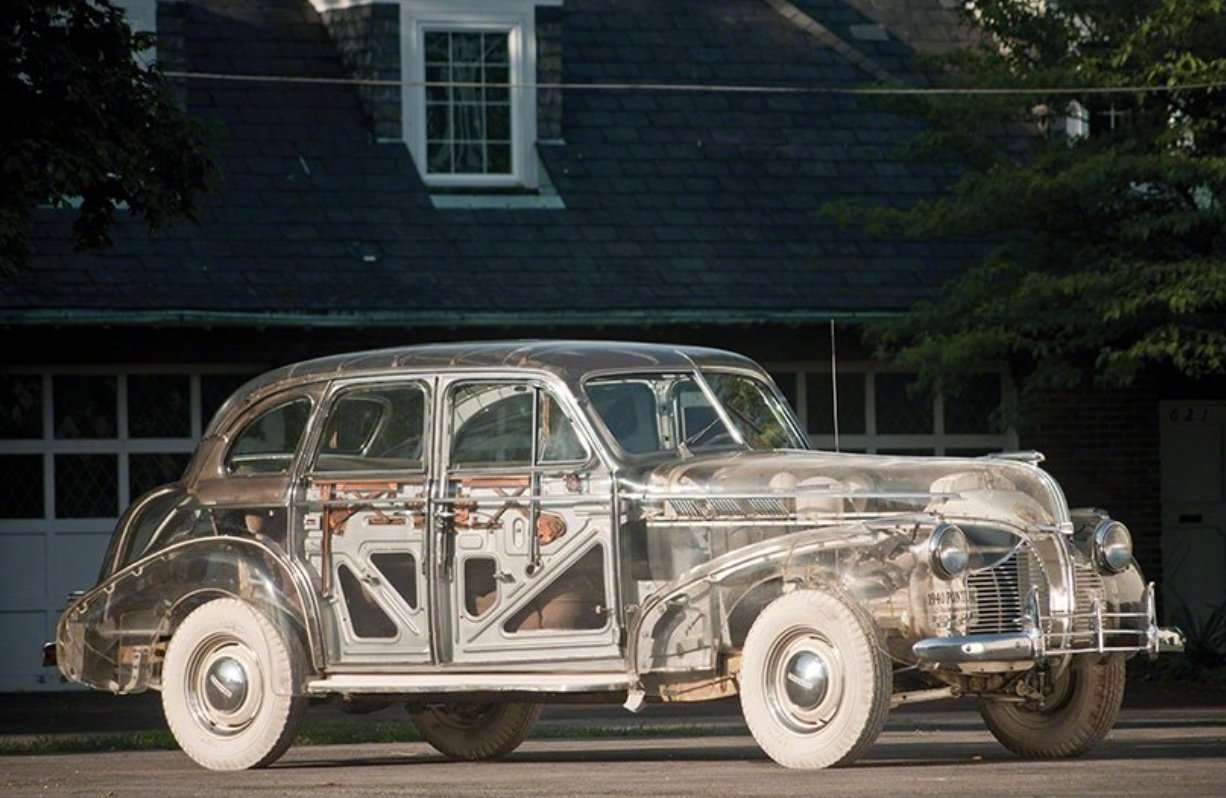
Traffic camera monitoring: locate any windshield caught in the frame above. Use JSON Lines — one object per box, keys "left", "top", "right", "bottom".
{"left": 585, "top": 371, "right": 805, "bottom": 455}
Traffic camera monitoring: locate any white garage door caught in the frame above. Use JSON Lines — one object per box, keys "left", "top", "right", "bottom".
{"left": 0, "top": 369, "right": 252, "bottom": 691}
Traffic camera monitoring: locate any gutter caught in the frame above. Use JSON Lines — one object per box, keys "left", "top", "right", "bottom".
{"left": 0, "top": 308, "right": 902, "bottom": 329}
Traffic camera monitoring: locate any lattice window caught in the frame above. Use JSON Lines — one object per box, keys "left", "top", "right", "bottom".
{"left": 128, "top": 375, "right": 191, "bottom": 438}
{"left": 54, "top": 454, "right": 118, "bottom": 518}
{"left": 53, "top": 376, "right": 117, "bottom": 439}
{"left": 424, "top": 30, "right": 512, "bottom": 177}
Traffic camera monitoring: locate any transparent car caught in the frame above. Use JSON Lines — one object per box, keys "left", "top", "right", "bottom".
{"left": 46, "top": 341, "right": 1183, "bottom": 770}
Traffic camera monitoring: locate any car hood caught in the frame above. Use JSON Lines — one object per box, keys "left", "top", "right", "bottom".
{"left": 627, "top": 449, "right": 1068, "bottom": 531}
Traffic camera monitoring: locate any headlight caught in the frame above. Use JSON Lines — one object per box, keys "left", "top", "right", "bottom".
{"left": 1093, "top": 520, "right": 1132, "bottom": 574}
{"left": 929, "top": 523, "right": 969, "bottom": 580}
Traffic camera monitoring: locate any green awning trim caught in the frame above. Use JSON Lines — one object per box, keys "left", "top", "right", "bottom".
{"left": 3, "top": 308, "right": 900, "bottom": 328}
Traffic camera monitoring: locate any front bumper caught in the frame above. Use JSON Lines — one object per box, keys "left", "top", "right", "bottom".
{"left": 913, "top": 581, "right": 1185, "bottom": 665}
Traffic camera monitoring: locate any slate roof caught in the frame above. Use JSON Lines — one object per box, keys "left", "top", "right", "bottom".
{"left": 9, "top": 0, "right": 979, "bottom": 328}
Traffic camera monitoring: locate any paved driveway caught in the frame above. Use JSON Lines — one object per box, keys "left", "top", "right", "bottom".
{"left": 3, "top": 707, "right": 1223, "bottom": 798}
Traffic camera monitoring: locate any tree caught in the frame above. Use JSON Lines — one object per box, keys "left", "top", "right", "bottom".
{"left": 0, "top": 0, "right": 213, "bottom": 275}
{"left": 826, "top": 0, "right": 1226, "bottom": 407}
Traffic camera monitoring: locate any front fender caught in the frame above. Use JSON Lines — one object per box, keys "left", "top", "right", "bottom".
{"left": 628, "top": 520, "right": 919, "bottom": 678}
{"left": 56, "top": 536, "right": 322, "bottom": 694}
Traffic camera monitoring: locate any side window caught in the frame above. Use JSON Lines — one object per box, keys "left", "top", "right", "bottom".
{"left": 225, "top": 397, "right": 311, "bottom": 475}
{"left": 315, "top": 384, "right": 427, "bottom": 472}
{"left": 587, "top": 381, "right": 659, "bottom": 454}
{"left": 450, "top": 383, "right": 587, "bottom": 468}
{"left": 538, "top": 392, "right": 587, "bottom": 464}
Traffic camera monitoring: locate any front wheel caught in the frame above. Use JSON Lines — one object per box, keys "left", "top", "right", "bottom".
{"left": 979, "top": 655, "right": 1125, "bottom": 758}
{"left": 408, "top": 702, "right": 540, "bottom": 760}
{"left": 161, "top": 598, "right": 307, "bottom": 770}
{"left": 739, "top": 589, "right": 891, "bottom": 769}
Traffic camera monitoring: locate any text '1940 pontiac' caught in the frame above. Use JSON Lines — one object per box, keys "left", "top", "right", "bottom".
{"left": 47, "top": 341, "right": 1183, "bottom": 770}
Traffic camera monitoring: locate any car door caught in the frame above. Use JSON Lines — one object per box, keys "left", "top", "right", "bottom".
{"left": 300, "top": 379, "right": 433, "bottom": 665}
{"left": 435, "top": 377, "right": 620, "bottom": 665}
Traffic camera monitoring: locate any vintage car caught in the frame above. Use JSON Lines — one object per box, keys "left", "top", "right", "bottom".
{"left": 47, "top": 341, "right": 1182, "bottom": 770}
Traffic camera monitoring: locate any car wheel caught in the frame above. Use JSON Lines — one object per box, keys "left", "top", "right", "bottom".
{"left": 739, "top": 589, "right": 891, "bottom": 769}
{"left": 979, "top": 654, "right": 1125, "bottom": 758}
{"left": 161, "top": 598, "right": 307, "bottom": 770}
{"left": 408, "top": 702, "right": 540, "bottom": 760}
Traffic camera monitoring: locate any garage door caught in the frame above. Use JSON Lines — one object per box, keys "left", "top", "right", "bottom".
{"left": 0, "top": 370, "right": 251, "bottom": 691}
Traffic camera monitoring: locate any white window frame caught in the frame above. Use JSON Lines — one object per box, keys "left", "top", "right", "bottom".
{"left": 401, "top": 0, "right": 558, "bottom": 190}
{"left": 765, "top": 361, "right": 1019, "bottom": 455}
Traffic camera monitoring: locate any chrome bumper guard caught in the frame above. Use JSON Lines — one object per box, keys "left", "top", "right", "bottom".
{"left": 913, "top": 581, "right": 1185, "bottom": 665}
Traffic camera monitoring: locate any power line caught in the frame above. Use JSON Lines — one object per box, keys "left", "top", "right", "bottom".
{"left": 161, "top": 70, "right": 1226, "bottom": 97}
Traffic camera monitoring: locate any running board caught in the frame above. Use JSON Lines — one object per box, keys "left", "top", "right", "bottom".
{"left": 306, "top": 672, "right": 632, "bottom": 696}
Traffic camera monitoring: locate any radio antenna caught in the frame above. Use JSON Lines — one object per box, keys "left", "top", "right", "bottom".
{"left": 830, "top": 318, "right": 840, "bottom": 452}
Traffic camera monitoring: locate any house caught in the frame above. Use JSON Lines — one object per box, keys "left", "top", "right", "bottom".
{"left": 0, "top": 0, "right": 1218, "bottom": 691}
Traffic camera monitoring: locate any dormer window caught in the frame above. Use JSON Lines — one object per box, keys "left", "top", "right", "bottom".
{"left": 403, "top": 1, "right": 556, "bottom": 189}
{"left": 423, "top": 30, "right": 513, "bottom": 178}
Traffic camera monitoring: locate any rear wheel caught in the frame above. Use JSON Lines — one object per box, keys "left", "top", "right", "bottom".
{"left": 979, "top": 655, "right": 1125, "bottom": 758}
{"left": 161, "top": 598, "right": 307, "bottom": 770}
{"left": 407, "top": 702, "right": 540, "bottom": 760}
{"left": 739, "top": 589, "right": 891, "bottom": 769}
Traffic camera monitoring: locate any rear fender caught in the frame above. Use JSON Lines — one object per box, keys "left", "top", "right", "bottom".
{"left": 56, "top": 536, "right": 322, "bottom": 695}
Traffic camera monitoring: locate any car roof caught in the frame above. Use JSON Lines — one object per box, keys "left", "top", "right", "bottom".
{"left": 209, "top": 340, "right": 764, "bottom": 433}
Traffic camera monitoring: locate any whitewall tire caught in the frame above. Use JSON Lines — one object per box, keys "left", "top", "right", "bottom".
{"left": 739, "top": 589, "right": 891, "bottom": 769}
{"left": 161, "top": 598, "right": 307, "bottom": 770}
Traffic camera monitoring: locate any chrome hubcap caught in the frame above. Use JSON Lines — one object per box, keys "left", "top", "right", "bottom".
{"left": 764, "top": 629, "right": 843, "bottom": 735}
{"left": 783, "top": 651, "right": 829, "bottom": 710}
{"left": 186, "top": 637, "right": 264, "bottom": 737}
{"left": 204, "top": 656, "right": 249, "bottom": 714}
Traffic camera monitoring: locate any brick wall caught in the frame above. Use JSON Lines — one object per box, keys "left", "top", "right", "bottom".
{"left": 1020, "top": 379, "right": 1163, "bottom": 586}
{"left": 318, "top": 2, "right": 401, "bottom": 140}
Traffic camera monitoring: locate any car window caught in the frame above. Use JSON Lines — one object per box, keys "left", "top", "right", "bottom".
{"left": 702, "top": 372, "right": 802, "bottom": 449}
{"left": 225, "top": 397, "right": 311, "bottom": 475}
{"left": 586, "top": 381, "right": 660, "bottom": 454}
{"left": 450, "top": 383, "right": 588, "bottom": 468}
{"left": 538, "top": 392, "right": 588, "bottom": 463}
{"left": 315, "top": 383, "right": 427, "bottom": 472}
{"left": 451, "top": 384, "right": 533, "bottom": 468}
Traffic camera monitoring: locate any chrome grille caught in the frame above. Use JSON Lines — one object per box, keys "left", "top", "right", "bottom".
{"left": 967, "top": 551, "right": 1023, "bottom": 634}
{"left": 966, "top": 544, "right": 1050, "bottom": 635}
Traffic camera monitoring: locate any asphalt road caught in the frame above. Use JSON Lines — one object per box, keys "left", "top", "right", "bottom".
{"left": 4, "top": 705, "right": 1223, "bottom": 798}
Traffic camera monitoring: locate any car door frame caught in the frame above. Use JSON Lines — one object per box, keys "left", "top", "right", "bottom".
{"left": 296, "top": 374, "right": 437, "bottom": 667}
{"left": 431, "top": 370, "right": 623, "bottom": 667}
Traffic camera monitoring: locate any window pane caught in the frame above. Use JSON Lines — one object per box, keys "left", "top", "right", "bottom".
{"left": 0, "top": 455, "right": 43, "bottom": 518}
{"left": 0, "top": 375, "right": 42, "bottom": 439}
{"left": 54, "top": 375, "right": 116, "bottom": 439}
{"left": 128, "top": 374, "right": 191, "bottom": 438}
{"left": 704, "top": 372, "right": 800, "bottom": 449}
{"left": 422, "top": 29, "right": 512, "bottom": 177}
{"left": 806, "top": 373, "right": 865, "bottom": 435}
{"left": 129, "top": 453, "right": 191, "bottom": 498}
{"left": 587, "top": 382, "right": 659, "bottom": 454}
{"left": 55, "top": 454, "right": 118, "bottom": 518}
{"left": 225, "top": 398, "right": 311, "bottom": 475}
{"left": 453, "top": 140, "right": 484, "bottom": 173}
{"left": 451, "top": 384, "right": 532, "bottom": 467}
{"left": 486, "top": 143, "right": 511, "bottom": 173}
{"left": 944, "top": 373, "right": 1003, "bottom": 434}
{"left": 424, "top": 31, "right": 448, "bottom": 62}
{"left": 428, "top": 140, "right": 453, "bottom": 173}
{"left": 538, "top": 392, "right": 587, "bottom": 463}
{"left": 316, "top": 384, "right": 426, "bottom": 471}
{"left": 875, "top": 373, "right": 932, "bottom": 434}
